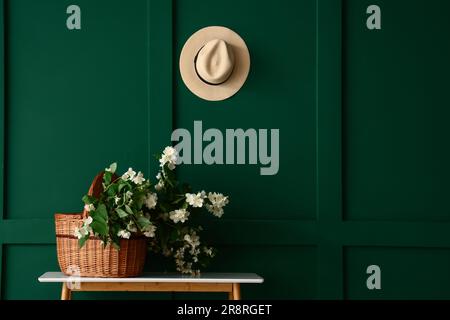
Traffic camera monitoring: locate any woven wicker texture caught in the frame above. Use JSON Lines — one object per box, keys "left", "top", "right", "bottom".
{"left": 55, "top": 173, "right": 147, "bottom": 277}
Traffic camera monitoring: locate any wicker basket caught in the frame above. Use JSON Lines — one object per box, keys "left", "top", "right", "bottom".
{"left": 55, "top": 172, "right": 147, "bottom": 277}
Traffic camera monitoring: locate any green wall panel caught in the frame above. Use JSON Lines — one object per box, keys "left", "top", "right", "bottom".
{"left": 208, "top": 246, "right": 317, "bottom": 299}
{"left": 5, "top": 0, "right": 149, "bottom": 219}
{"left": 175, "top": 246, "right": 317, "bottom": 300}
{"left": 345, "top": 246, "right": 450, "bottom": 299}
{"left": 174, "top": 0, "right": 317, "bottom": 220}
{"left": 343, "top": 0, "right": 450, "bottom": 221}
{"left": 2, "top": 244, "right": 60, "bottom": 299}
{"left": 1, "top": 0, "right": 449, "bottom": 300}
{"left": 2, "top": 245, "right": 174, "bottom": 300}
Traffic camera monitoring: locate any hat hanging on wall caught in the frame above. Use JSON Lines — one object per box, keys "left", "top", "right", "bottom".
{"left": 179, "top": 26, "right": 251, "bottom": 101}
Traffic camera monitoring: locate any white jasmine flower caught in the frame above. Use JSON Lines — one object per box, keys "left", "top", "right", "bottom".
{"left": 206, "top": 204, "right": 224, "bottom": 218}
{"left": 127, "top": 168, "right": 136, "bottom": 179}
{"left": 156, "top": 172, "right": 162, "bottom": 180}
{"left": 164, "top": 146, "right": 177, "bottom": 157}
{"left": 175, "top": 247, "right": 185, "bottom": 259}
{"left": 169, "top": 209, "right": 190, "bottom": 223}
{"left": 81, "top": 226, "right": 90, "bottom": 236}
{"left": 159, "top": 146, "right": 178, "bottom": 170}
{"left": 117, "top": 229, "right": 131, "bottom": 239}
{"left": 74, "top": 227, "right": 83, "bottom": 239}
{"left": 127, "top": 221, "right": 137, "bottom": 233}
{"left": 176, "top": 259, "right": 185, "bottom": 271}
{"left": 185, "top": 193, "right": 195, "bottom": 206}
{"left": 185, "top": 191, "right": 206, "bottom": 208}
{"left": 208, "top": 192, "right": 229, "bottom": 207}
{"left": 143, "top": 225, "right": 157, "bottom": 238}
{"left": 114, "top": 195, "right": 121, "bottom": 204}
{"left": 105, "top": 163, "right": 117, "bottom": 173}
{"left": 83, "top": 216, "right": 93, "bottom": 226}
{"left": 204, "top": 247, "right": 214, "bottom": 257}
{"left": 125, "top": 191, "right": 133, "bottom": 199}
{"left": 84, "top": 204, "right": 95, "bottom": 212}
{"left": 206, "top": 192, "right": 229, "bottom": 218}
{"left": 121, "top": 168, "right": 136, "bottom": 181}
{"left": 189, "top": 247, "right": 200, "bottom": 256}
{"left": 132, "top": 171, "right": 145, "bottom": 185}
{"left": 179, "top": 262, "right": 193, "bottom": 275}
{"left": 155, "top": 180, "right": 164, "bottom": 191}
{"left": 75, "top": 224, "right": 91, "bottom": 239}
{"left": 145, "top": 193, "right": 158, "bottom": 210}
{"left": 184, "top": 232, "right": 200, "bottom": 248}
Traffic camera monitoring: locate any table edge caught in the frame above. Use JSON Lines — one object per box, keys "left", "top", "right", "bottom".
{"left": 38, "top": 272, "right": 264, "bottom": 284}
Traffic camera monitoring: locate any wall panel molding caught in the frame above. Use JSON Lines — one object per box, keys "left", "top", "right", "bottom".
{"left": 1, "top": 0, "right": 449, "bottom": 300}
{"left": 0, "top": 0, "right": 5, "bottom": 300}
{"left": 4, "top": 218, "right": 450, "bottom": 248}
{"left": 316, "top": 0, "right": 343, "bottom": 299}
{"left": 148, "top": 0, "right": 173, "bottom": 175}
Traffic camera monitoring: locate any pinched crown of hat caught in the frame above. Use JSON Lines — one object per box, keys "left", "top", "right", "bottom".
{"left": 179, "top": 26, "right": 250, "bottom": 101}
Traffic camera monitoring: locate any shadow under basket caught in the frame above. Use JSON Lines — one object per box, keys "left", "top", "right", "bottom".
{"left": 55, "top": 212, "right": 147, "bottom": 277}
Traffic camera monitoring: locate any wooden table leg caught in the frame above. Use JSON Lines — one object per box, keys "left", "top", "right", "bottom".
{"left": 232, "top": 283, "right": 241, "bottom": 300}
{"left": 61, "top": 283, "right": 72, "bottom": 300}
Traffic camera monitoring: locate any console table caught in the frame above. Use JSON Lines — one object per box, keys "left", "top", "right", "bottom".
{"left": 38, "top": 272, "right": 264, "bottom": 300}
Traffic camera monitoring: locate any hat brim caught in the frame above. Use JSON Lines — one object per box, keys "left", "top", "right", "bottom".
{"left": 179, "top": 26, "right": 251, "bottom": 101}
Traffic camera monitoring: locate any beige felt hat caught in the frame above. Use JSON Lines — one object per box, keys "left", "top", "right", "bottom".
{"left": 179, "top": 26, "right": 251, "bottom": 101}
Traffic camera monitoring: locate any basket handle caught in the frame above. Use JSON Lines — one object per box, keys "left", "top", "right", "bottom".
{"left": 82, "top": 172, "right": 118, "bottom": 219}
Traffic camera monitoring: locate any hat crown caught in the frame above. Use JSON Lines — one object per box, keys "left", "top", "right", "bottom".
{"left": 195, "top": 39, "right": 235, "bottom": 85}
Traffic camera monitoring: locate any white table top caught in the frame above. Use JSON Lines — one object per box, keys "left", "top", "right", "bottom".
{"left": 38, "top": 272, "right": 264, "bottom": 284}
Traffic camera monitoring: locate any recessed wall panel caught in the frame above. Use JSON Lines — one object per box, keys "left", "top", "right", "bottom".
{"left": 343, "top": 0, "right": 450, "bottom": 221}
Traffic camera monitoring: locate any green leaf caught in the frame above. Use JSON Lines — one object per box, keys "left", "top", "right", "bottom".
{"left": 90, "top": 204, "right": 108, "bottom": 234}
{"left": 82, "top": 195, "right": 96, "bottom": 204}
{"left": 90, "top": 211, "right": 105, "bottom": 225}
{"left": 103, "top": 171, "right": 112, "bottom": 185}
{"left": 91, "top": 220, "right": 108, "bottom": 236}
{"left": 137, "top": 216, "right": 151, "bottom": 229}
{"left": 135, "top": 194, "right": 145, "bottom": 209}
{"left": 118, "top": 183, "right": 127, "bottom": 192}
{"left": 78, "top": 236, "right": 88, "bottom": 248}
{"left": 107, "top": 184, "right": 118, "bottom": 197}
{"left": 96, "top": 204, "right": 108, "bottom": 221}
{"left": 115, "top": 208, "right": 128, "bottom": 218}
{"left": 125, "top": 205, "right": 134, "bottom": 215}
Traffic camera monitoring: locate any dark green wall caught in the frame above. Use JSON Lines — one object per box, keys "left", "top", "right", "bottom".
{"left": 0, "top": 0, "right": 449, "bottom": 300}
